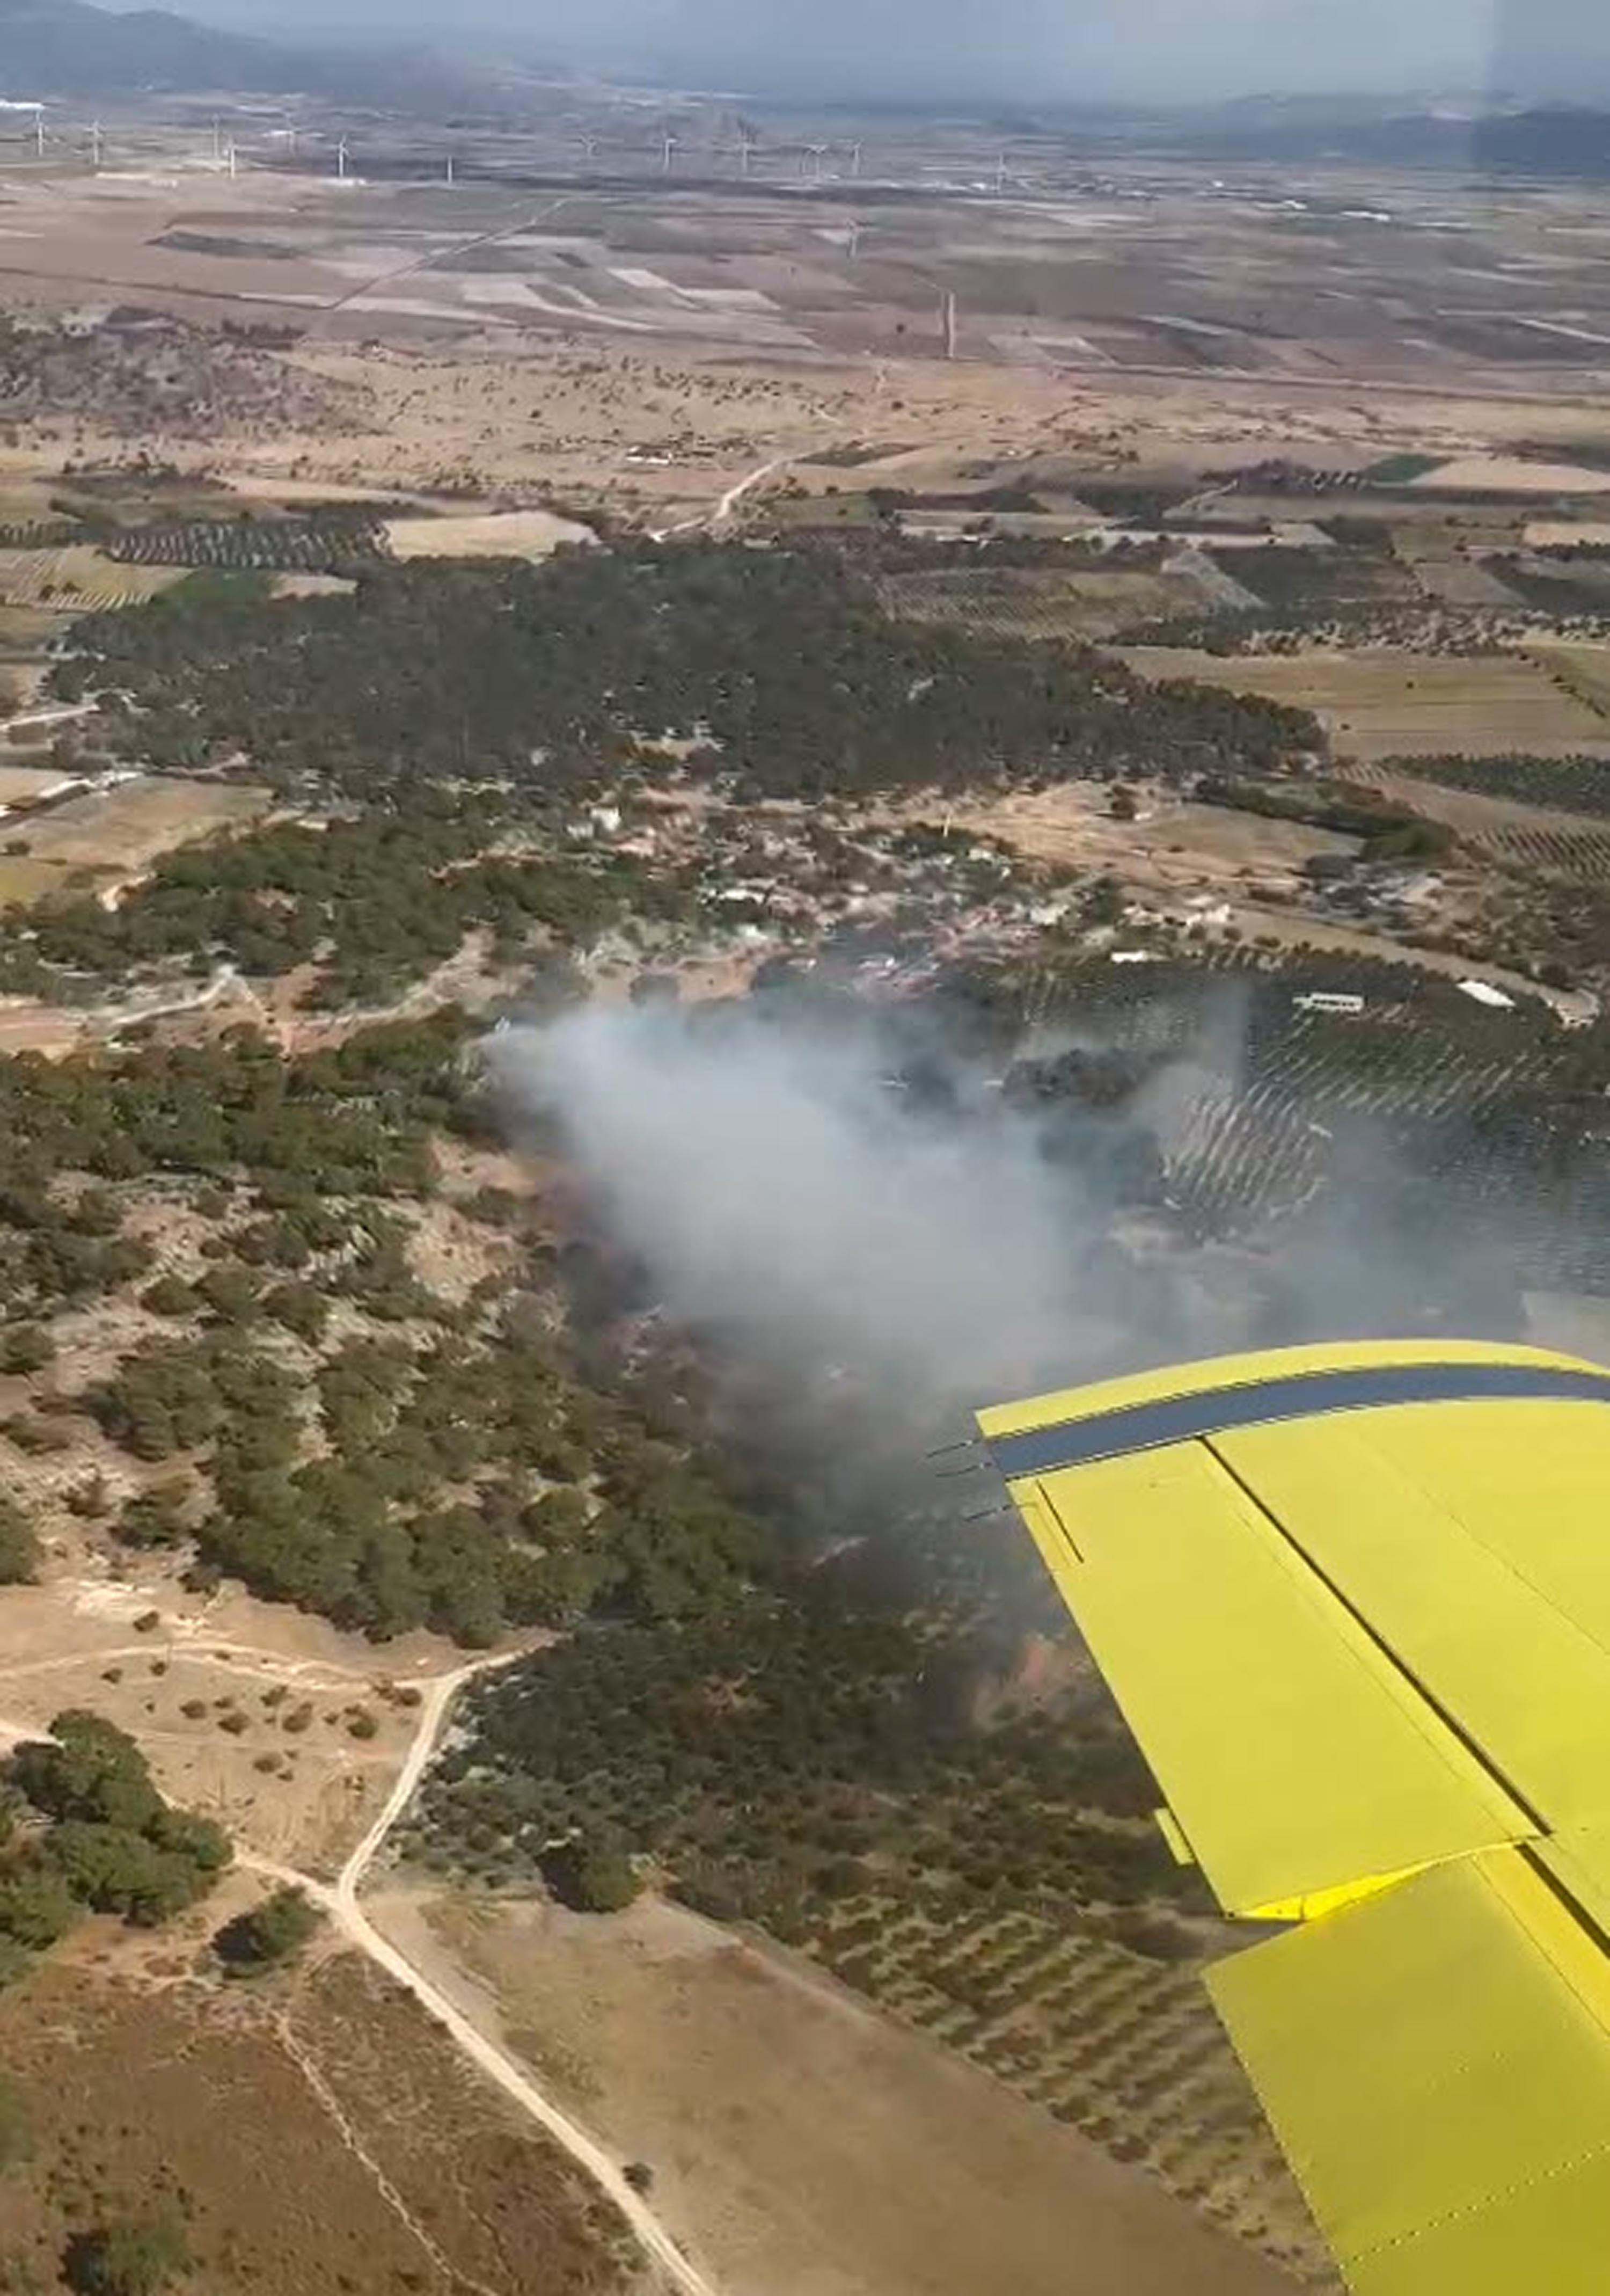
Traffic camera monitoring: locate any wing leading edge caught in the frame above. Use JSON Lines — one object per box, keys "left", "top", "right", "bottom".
{"left": 979, "top": 1339, "right": 1610, "bottom": 2295}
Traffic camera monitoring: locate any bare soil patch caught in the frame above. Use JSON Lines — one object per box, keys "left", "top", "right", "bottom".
{"left": 14, "top": 775, "right": 272, "bottom": 875}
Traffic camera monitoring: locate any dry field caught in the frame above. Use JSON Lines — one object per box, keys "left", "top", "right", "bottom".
{"left": 1412, "top": 455, "right": 1610, "bottom": 494}
{"left": 1525, "top": 638, "right": 1610, "bottom": 718}
{"left": 1526, "top": 520, "right": 1610, "bottom": 548}
{"left": 0, "top": 763, "right": 75, "bottom": 803}
{"left": 384, "top": 507, "right": 595, "bottom": 558}
{"left": 0, "top": 157, "right": 1606, "bottom": 533}
{"left": 942, "top": 781, "right": 1359, "bottom": 899}
{"left": 0, "top": 1940, "right": 635, "bottom": 2296}
{"left": 375, "top": 1887, "right": 1311, "bottom": 2296}
{"left": 878, "top": 564, "right": 1211, "bottom": 642}
{"left": 5, "top": 775, "right": 272, "bottom": 883}
{"left": 1118, "top": 646, "right": 1610, "bottom": 762}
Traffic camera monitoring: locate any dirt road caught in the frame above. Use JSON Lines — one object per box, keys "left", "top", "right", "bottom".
{"left": 245, "top": 1652, "right": 720, "bottom": 2296}
{"left": 0, "top": 1647, "right": 718, "bottom": 2296}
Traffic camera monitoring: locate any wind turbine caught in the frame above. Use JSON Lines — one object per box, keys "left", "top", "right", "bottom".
{"left": 34, "top": 106, "right": 44, "bottom": 161}
{"left": 89, "top": 119, "right": 103, "bottom": 170}
{"left": 579, "top": 133, "right": 599, "bottom": 167}
{"left": 336, "top": 136, "right": 350, "bottom": 182}
{"left": 661, "top": 133, "right": 677, "bottom": 176}
{"left": 737, "top": 133, "right": 756, "bottom": 178}
{"left": 849, "top": 140, "right": 863, "bottom": 177}
{"left": 226, "top": 138, "right": 238, "bottom": 181}
{"left": 445, "top": 151, "right": 455, "bottom": 186}
{"left": 846, "top": 219, "right": 862, "bottom": 260}
{"left": 804, "top": 142, "right": 829, "bottom": 183}
{"left": 995, "top": 149, "right": 1008, "bottom": 194}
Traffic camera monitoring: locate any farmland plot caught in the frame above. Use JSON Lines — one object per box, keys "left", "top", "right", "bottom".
{"left": 0, "top": 545, "right": 187, "bottom": 611}
{"left": 1117, "top": 647, "right": 1610, "bottom": 762}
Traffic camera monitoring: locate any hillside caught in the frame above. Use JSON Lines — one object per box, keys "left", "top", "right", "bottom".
{"left": 0, "top": 0, "right": 484, "bottom": 103}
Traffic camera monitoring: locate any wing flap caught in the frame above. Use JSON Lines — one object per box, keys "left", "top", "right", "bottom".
{"left": 1022, "top": 1445, "right": 1533, "bottom": 1915}
{"left": 1216, "top": 1409, "right": 1610, "bottom": 1831}
{"left": 1207, "top": 1847, "right": 1610, "bottom": 2294}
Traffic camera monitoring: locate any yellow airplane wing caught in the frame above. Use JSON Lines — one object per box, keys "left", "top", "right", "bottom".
{"left": 979, "top": 1338, "right": 1610, "bottom": 2295}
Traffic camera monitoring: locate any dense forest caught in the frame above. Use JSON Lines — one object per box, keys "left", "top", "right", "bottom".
{"left": 0, "top": 806, "right": 677, "bottom": 1008}
{"left": 54, "top": 542, "right": 1322, "bottom": 797}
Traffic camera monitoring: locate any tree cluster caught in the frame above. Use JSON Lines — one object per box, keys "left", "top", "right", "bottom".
{"left": 54, "top": 541, "right": 1323, "bottom": 800}
{"left": 0, "top": 1711, "right": 231, "bottom": 1979}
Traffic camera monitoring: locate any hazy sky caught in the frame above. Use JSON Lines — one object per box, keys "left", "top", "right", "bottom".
{"left": 182, "top": 0, "right": 1610, "bottom": 103}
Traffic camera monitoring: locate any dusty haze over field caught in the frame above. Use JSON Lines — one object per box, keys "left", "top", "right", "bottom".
{"left": 179, "top": 0, "right": 1610, "bottom": 99}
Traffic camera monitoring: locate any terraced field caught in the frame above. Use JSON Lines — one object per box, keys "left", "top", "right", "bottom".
{"left": 0, "top": 545, "right": 187, "bottom": 611}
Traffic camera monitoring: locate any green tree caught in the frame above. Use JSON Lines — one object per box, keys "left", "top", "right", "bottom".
{"left": 0, "top": 1496, "right": 38, "bottom": 1585}
{"left": 8, "top": 1711, "right": 163, "bottom": 1832}
{"left": 546, "top": 1832, "right": 641, "bottom": 1914}
{"left": 0, "top": 1866, "right": 79, "bottom": 1948}
{"left": 0, "top": 2073, "right": 31, "bottom": 2168}
{"left": 214, "top": 1884, "right": 321, "bottom": 1972}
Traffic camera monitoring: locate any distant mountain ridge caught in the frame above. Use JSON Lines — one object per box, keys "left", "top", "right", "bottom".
{"left": 0, "top": 0, "right": 286, "bottom": 91}
{"left": 0, "top": 0, "right": 492, "bottom": 103}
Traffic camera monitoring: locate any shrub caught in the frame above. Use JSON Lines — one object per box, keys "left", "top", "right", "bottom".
{"left": 64, "top": 2214, "right": 191, "bottom": 2296}
{"left": 545, "top": 1832, "right": 641, "bottom": 1915}
{"left": 0, "top": 1496, "right": 39, "bottom": 1585}
{"left": 0, "top": 1323, "right": 55, "bottom": 1374}
{"left": 214, "top": 1884, "right": 321, "bottom": 1972}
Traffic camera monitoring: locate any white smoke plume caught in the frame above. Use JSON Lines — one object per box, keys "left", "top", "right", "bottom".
{"left": 492, "top": 998, "right": 1154, "bottom": 1411}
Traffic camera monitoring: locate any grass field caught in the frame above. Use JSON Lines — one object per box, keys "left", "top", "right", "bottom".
{"left": 1118, "top": 647, "right": 1610, "bottom": 761}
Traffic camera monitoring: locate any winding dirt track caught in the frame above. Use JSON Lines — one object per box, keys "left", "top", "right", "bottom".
{"left": 248, "top": 1652, "right": 721, "bottom": 2296}
{"left": 0, "top": 1648, "right": 719, "bottom": 2296}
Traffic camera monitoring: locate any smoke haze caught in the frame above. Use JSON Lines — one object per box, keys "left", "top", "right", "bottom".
{"left": 494, "top": 985, "right": 1556, "bottom": 1456}
{"left": 191, "top": 0, "right": 1610, "bottom": 104}
{"left": 496, "top": 999, "right": 1134, "bottom": 1410}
